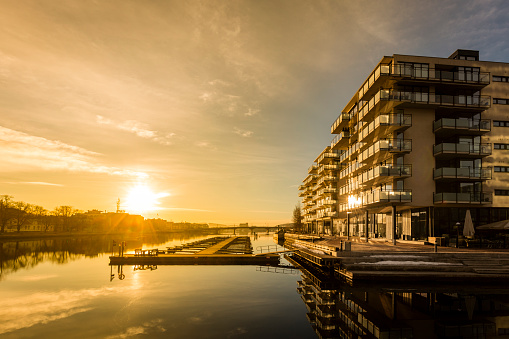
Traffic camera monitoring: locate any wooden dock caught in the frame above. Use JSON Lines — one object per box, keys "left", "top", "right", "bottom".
{"left": 109, "top": 236, "right": 280, "bottom": 266}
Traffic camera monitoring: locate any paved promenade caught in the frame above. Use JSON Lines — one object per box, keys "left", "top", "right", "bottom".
{"left": 317, "top": 236, "right": 509, "bottom": 253}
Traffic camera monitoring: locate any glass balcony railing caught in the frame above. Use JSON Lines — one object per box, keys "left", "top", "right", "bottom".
{"left": 317, "top": 151, "right": 341, "bottom": 164}
{"left": 357, "top": 63, "right": 490, "bottom": 100}
{"left": 331, "top": 113, "right": 352, "bottom": 134}
{"left": 363, "top": 189, "right": 412, "bottom": 205}
{"left": 433, "top": 167, "right": 492, "bottom": 180}
{"left": 433, "top": 118, "right": 491, "bottom": 133}
{"left": 433, "top": 192, "right": 492, "bottom": 204}
{"left": 331, "top": 131, "right": 350, "bottom": 149}
{"left": 433, "top": 143, "right": 491, "bottom": 156}
{"left": 359, "top": 113, "right": 412, "bottom": 141}
{"left": 358, "top": 164, "right": 412, "bottom": 185}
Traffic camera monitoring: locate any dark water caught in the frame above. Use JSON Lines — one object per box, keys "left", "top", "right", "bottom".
{"left": 1, "top": 233, "right": 509, "bottom": 338}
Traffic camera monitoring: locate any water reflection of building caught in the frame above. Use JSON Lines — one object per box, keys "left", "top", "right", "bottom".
{"left": 299, "top": 49, "right": 509, "bottom": 242}
{"left": 290, "top": 254, "right": 509, "bottom": 338}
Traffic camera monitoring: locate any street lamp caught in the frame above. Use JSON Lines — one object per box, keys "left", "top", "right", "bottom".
{"left": 455, "top": 222, "right": 461, "bottom": 248}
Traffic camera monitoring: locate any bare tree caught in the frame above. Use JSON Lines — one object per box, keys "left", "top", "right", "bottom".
{"left": 54, "top": 206, "right": 76, "bottom": 232}
{"left": 0, "top": 195, "right": 14, "bottom": 233}
{"left": 13, "top": 201, "right": 34, "bottom": 232}
{"left": 293, "top": 205, "right": 303, "bottom": 233}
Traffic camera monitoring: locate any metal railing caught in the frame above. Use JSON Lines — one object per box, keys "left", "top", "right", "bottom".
{"left": 433, "top": 118, "right": 491, "bottom": 132}
{"left": 433, "top": 143, "right": 492, "bottom": 156}
{"left": 433, "top": 167, "right": 492, "bottom": 180}
{"left": 433, "top": 192, "right": 492, "bottom": 204}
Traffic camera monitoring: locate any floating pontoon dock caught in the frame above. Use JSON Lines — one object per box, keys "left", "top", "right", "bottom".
{"left": 109, "top": 236, "right": 280, "bottom": 266}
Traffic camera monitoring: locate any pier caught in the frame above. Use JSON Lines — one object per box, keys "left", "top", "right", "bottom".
{"left": 109, "top": 236, "right": 280, "bottom": 266}
{"left": 285, "top": 236, "right": 509, "bottom": 284}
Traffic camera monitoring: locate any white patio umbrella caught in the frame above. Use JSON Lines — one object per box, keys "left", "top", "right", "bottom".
{"left": 463, "top": 209, "right": 475, "bottom": 237}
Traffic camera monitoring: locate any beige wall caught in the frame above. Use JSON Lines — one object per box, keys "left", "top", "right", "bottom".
{"left": 403, "top": 108, "right": 435, "bottom": 207}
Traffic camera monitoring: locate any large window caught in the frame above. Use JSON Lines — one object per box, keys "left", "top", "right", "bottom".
{"left": 493, "top": 75, "right": 509, "bottom": 82}
{"left": 494, "top": 120, "right": 509, "bottom": 127}
{"left": 495, "top": 190, "right": 509, "bottom": 196}
{"left": 494, "top": 166, "right": 509, "bottom": 172}
{"left": 494, "top": 143, "right": 509, "bottom": 150}
{"left": 493, "top": 98, "right": 509, "bottom": 105}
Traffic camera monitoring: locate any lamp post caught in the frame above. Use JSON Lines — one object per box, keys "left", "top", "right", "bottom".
{"left": 455, "top": 222, "right": 461, "bottom": 248}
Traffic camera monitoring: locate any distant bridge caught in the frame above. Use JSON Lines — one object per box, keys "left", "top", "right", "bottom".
{"left": 208, "top": 225, "right": 289, "bottom": 235}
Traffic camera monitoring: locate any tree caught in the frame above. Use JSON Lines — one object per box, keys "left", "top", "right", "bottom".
{"left": 13, "top": 201, "right": 34, "bottom": 232}
{"left": 54, "top": 206, "right": 76, "bottom": 232}
{"left": 293, "top": 205, "right": 303, "bottom": 233}
{"left": 0, "top": 195, "right": 14, "bottom": 233}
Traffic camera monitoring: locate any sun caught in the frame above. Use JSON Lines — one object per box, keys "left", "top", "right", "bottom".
{"left": 124, "top": 184, "right": 169, "bottom": 214}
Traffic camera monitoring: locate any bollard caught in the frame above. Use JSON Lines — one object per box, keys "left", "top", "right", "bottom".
{"left": 434, "top": 241, "right": 438, "bottom": 253}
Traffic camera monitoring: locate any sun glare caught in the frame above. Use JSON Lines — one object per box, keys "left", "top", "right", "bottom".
{"left": 124, "top": 185, "right": 169, "bottom": 214}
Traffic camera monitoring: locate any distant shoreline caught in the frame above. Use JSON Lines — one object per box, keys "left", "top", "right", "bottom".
{"left": 0, "top": 229, "right": 210, "bottom": 241}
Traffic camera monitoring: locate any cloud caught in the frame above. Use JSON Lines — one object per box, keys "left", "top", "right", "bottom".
{"left": 0, "top": 126, "right": 147, "bottom": 178}
{"left": 3, "top": 181, "right": 63, "bottom": 186}
{"left": 0, "top": 285, "right": 140, "bottom": 335}
{"left": 105, "top": 319, "right": 166, "bottom": 339}
{"left": 96, "top": 115, "right": 175, "bottom": 145}
{"left": 234, "top": 127, "right": 253, "bottom": 137}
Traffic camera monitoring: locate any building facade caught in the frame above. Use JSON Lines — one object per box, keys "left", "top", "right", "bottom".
{"left": 299, "top": 49, "right": 509, "bottom": 242}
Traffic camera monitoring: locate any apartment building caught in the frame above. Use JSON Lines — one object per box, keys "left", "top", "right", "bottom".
{"left": 299, "top": 49, "right": 509, "bottom": 242}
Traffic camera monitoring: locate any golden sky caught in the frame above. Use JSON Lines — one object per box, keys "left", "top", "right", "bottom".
{"left": 1, "top": 0, "right": 508, "bottom": 225}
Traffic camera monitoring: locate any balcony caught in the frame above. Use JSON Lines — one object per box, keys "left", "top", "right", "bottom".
{"left": 331, "top": 130, "right": 350, "bottom": 150}
{"left": 331, "top": 113, "right": 351, "bottom": 134}
{"left": 357, "top": 63, "right": 490, "bottom": 101}
{"left": 387, "top": 90, "right": 491, "bottom": 109}
{"left": 317, "top": 151, "right": 341, "bottom": 164}
{"left": 433, "top": 143, "right": 491, "bottom": 158}
{"left": 308, "top": 165, "right": 318, "bottom": 174}
{"left": 359, "top": 113, "right": 412, "bottom": 141}
{"left": 433, "top": 192, "right": 492, "bottom": 204}
{"left": 363, "top": 189, "right": 412, "bottom": 206}
{"left": 433, "top": 167, "right": 492, "bottom": 181}
{"left": 358, "top": 164, "right": 412, "bottom": 186}
{"left": 358, "top": 139, "right": 412, "bottom": 163}
{"left": 433, "top": 118, "right": 491, "bottom": 135}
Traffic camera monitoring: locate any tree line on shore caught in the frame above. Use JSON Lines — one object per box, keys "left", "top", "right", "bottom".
{"left": 0, "top": 195, "right": 208, "bottom": 234}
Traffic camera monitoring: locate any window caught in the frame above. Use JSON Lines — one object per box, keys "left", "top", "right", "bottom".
{"left": 494, "top": 143, "right": 509, "bottom": 150}
{"left": 494, "top": 120, "right": 509, "bottom": 127}
{"left": 495, "top": 190, "right": 509, "bottom": 196}
{"left": 494, "top": 166, "right": 509, "bottom": 172}
{"left": 493, "top": 98, "right": 509, "bottom": 105}
{"left": 493, "top": 75, "right": 509, "bottom": 82}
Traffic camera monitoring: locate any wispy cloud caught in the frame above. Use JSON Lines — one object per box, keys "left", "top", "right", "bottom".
{"left": 105, "top": 319, "right": 166, "bottom": 339}
{"left": 0, "top": 126, "right": 147, "bottom": 178}
{"left": 96, "top": 115, "right": 175, "bottom": 145}
{"left": 0, "top": 285, "right": 140, "bottom": 335}
{"left": 233, "top": 127, "right": 253, "bottom": 137}
{"left": 3, "top": 181, "right": 63, "bottom": 186}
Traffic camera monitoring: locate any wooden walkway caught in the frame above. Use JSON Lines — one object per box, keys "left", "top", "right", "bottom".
{"left": 109, "top": 236, "right": 280, "bottom": 266}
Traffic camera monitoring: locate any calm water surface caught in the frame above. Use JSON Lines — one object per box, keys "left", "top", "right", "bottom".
{"left": 0, "top": 233, "right": 315, "bottom": 339}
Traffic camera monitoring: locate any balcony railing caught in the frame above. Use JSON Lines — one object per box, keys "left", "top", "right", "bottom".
{"left": 433, "top": 192, "right": 492, "bottom": 204}
{"left": 358, "top": 139, "right": 412, "bottom": 163}
{"left": 433, "top": 143, "right": 492, "bottom": 156}
{"left": 359, "top": 113, "right": 412, "bottom": 141}
{"left": 331, "top": 113, "right": 352, "bottom": 134}
{"left": 433, "top": 118, "right": 491, "bottom": 133}
{"left": 331, "top": 130, "right": 350, "bottom": 149}
{"left": 317, "top": 151, "right": 341, "bottom": 164}
{"left": 358, "top": 164, "right": 412, "bottom": 185}
{"left": 357, "top": 63, "right": 490, "bottom": 100}
{"left": 433, "top": 167, "right": 492, "bottom": 180}
{"left": 308, "top": 165, "right": 318, "bottom": 174}
{"left": 363, "top": 189, "right": 412, "bottom": 205}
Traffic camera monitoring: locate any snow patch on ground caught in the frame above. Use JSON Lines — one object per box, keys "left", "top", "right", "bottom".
{"left": 370, "top": 255, "right": 425, "bottom": 259}
{"left": 357, "top": 261, "right": 461, "bottom": 266}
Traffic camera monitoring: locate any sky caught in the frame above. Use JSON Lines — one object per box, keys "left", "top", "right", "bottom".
{"left": 1, "top": 0, "right": 509, "bottom": 225}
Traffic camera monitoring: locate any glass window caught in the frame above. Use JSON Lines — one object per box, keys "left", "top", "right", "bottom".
{"left": 495, "top": 143, "right": 509, "bottom": 150}
{"left": 495, "top": 190, "right": 509, "bottom": 196}
{"left": 493, "top": 98, "right": 509, "bottom": 105}
{"left": 493, "top": 75, "right": 509, "bottom": 82}
{"left": 494, "top": 121, "right": 509, "bottom": 127}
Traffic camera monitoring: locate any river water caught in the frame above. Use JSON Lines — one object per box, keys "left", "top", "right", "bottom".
{"left": 2, "top": 233, "right": 509, "bottom": 339}
{"left": 0, "top": 233, "right": 315, "bottom": 339}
